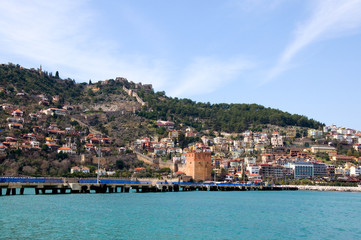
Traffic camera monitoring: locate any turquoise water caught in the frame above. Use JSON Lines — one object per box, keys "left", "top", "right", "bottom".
{"left": 1, "top": 190, "right": 361, "bottom": 239}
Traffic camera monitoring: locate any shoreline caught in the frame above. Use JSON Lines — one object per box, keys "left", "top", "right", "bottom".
{"left": 284, "top": 185, "right": 361, "bottom": 192}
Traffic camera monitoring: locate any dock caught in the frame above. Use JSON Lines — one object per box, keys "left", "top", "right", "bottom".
{"left": 0, "top": 177, "right": 298, "bottom": 196}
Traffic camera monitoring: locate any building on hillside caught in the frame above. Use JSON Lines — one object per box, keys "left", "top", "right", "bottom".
{"left": 350, "top": 166, "right": 360, "bottom": 177}
{"left": 43, "top": 108, "right": 66, "bottom": 116}
{"left": 95, "top": 168, "right": 107, "bottom": 176}
{"left": 185, "top": 152, "right": 212, "bottom": 181}
{"left": 8, "top": 123, "right": 23, "bottom": 130}
{"left": 11, "top": 109, "right": 23, "bottom": 117}
{"left": 261, "top": 154, "right": 275, "bottom": 163}
{"left": 82, "top": 167, "right": 90, "bottom": 174}
{"left": 308, "top": 129, "right": 323, "bottom": 138}
{"left": 332, "top": 155, "right": 355, "bottom": 162}
{"left": 311, "top": 145, "right": 336, "bottom": 153}
{"left": 247, "top": 165, "right": 259, "bottom": 175}
{"left": 271, "top": 132, "right": 284, "bottom": 148}
{"left": 57, "top": 146, "right": 75, "bottom": 154}
{"left": 245, "top": 157, "right": 257, "bottom": 165}
{"left": 290, "top": 162, "right": 314, "bottom": 179}
{"left": 70, "top": 166, "right": 81, "bottom": 174}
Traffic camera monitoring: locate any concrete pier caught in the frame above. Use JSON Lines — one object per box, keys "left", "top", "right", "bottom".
{"left": 0, "top": 177, "right": 299, "bottom": 197}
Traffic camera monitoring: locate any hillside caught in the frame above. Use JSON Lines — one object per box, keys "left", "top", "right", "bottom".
{"left": 0, "top": 63, "right": 325, "bottom": 176}
{"left": 137, "top": 90, "right": 323, "bottom": 133}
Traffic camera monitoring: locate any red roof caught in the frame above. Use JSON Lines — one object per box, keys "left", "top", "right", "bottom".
{"left": 58, "top": 147, "right": 71, "bottom": 150}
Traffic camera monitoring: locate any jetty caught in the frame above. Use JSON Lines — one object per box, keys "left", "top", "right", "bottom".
{"left": 0, "top": 177, "right": 298, "bottom": 196}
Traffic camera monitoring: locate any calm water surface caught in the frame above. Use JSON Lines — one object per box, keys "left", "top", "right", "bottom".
{"left": 1, "top": 190, "right": 360, "bottom": 239}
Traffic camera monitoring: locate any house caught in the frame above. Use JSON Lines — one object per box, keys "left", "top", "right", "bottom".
{"left": 8, "top": 123, "right": 23, "bottom": 130}
{"left": 43, "top": 108, "right": 66, "bottom": 116}
{"left": 11, "top": 109, "right": 23, "bottom": 117}
{"left": 82, "top": 167, "right": 90, "bottom": 174}
{"left": 247, "top": 174, "right": 262, "bottom": 183}
{"left": 350, "top": 166, "right": 360, "bottom": 177}
{"left": 308, "top": 129, "right": 323, "bottom": 138}
{"left": 247, "top": 165, "right": 260, "bottom": 175}
{"left": 245, "top": 157, "right": 257, "bottom": 165}
{"left": 156, "top": 120, "right": 175, "bottom": 130}
{"left": 57, "top": 146, "right": 75, "bottom": 154}
{"left": 7, "top": 117, "right": 24, "bottom": 124}
{"left": 271, "top": 132, "right": 284, "bottom": 148}
{"left": 332, "top": 155, "right": 355, "bottom": 162}
{"left": 70, "top": 166, "right": 81, "bottom": 174}
{"left": 0, "top": 145, "right": 7, "bottom": 152}
{"left": 2, "top": 104, "right": 13, "bottom": 110}
{"left": 45, "top": 143, "right": 60, "bottom": 151}
{"left": 30, "top": 141, "right": 40, "bottom": 147}
{"left": 19, "top": 144, "right": 33, "bottom": 151}
{"left": 101, "top": 147, "right": 111, "bottom": 153}
{"left": 95, "top": 168, "right": 107, "bottom": 176}
{"left": 101, "top": 138, "right": 111, "bottom": 144}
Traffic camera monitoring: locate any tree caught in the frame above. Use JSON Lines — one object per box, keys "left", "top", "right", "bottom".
{"left": 116, "top": 160, "right": 125, "bottom": 170}
{"left": 55, "top": 71, "right": 59, "bottom": 79}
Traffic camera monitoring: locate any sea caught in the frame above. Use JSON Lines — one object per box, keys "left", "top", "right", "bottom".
{"left": 1, "top": 190, "right": 360, "bottom": 240}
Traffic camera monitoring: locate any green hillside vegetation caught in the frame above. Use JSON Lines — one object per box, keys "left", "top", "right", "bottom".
{"left": 0, "top": 63, "right": 85, "bottom": 104}
{"left": 137, "top": 90, "right": 324, "bottom": 133}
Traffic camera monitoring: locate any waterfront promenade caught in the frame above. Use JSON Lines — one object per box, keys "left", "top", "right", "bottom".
{"left": 0, "top": 177, "right": 297, "bottom": 196}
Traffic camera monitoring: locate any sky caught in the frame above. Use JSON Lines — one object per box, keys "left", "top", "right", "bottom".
{"left": 1, "top": 0, "right": 361, "bottom": 130}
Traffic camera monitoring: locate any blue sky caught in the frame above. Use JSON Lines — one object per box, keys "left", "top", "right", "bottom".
{"left": 1, "top": 0, "right": 361, "bottom": 130}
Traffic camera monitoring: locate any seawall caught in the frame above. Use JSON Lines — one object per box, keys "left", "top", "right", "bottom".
{"left": 285, "top": 185, "right": 361, "bottom": 192}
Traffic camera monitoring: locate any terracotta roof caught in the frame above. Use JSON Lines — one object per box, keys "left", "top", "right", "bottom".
{"left": 58, "top": 147, "right": 72, "bottom": 150}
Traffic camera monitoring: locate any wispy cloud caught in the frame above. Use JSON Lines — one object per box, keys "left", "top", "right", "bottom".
{"left": 169, "top": 57, "right": 253, "bottom": 97}
{"left": 0, "top": 0, "right": 171, "bottom": 88}
{"left": 264, "top": 0, "right": 361, "bottom": 84}
{"left": 0, "top": 1, "right": 255, "bottom": 98}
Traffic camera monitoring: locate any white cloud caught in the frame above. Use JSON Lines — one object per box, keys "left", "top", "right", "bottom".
{"left": 264, "top": 0, "right": 361, "bottom": 84}
{"left": 169, "top": 57, "right": 253, "bottom": 97}
{"left": 0, "top": 0, "right": 171, "bottom": 88}
{"left": 0, "top": 0, "right": 253, "bottom": 97}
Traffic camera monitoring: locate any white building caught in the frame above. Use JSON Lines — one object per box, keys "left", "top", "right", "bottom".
{"left": 247, "top": 165, "right": 259, "bottom": 175}
{"left": 245, "top": 157, "right": 257, "bottom": 165}
{"left": 350, "top": 166, "right": 360, "bottom": 177}
{"left": 271, "top": 132, "right": 284, "bottom": 148}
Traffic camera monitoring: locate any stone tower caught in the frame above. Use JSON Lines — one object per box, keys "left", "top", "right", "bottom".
{"left": 185, "top": 152, "right": 212, "bottom": 181}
